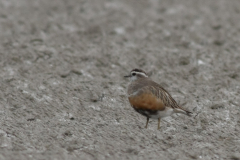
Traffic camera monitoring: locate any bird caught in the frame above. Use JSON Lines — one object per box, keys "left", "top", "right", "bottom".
{"left": 124, "top": 68, "right": 192, "bottom": 130}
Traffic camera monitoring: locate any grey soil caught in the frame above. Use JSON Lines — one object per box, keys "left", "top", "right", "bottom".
{"left": 0, "top": 0, "right": 240, "bottom": 159}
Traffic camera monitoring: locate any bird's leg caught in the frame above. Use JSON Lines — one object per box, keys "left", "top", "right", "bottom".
{"left": 145, "top": 117, "right": 149, "bottom": 128}
{"left": 158, "top": 118, "right": 161, "bottom": 130}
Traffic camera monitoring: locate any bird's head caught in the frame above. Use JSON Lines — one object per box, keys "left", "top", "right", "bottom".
{"left": 124, "top": 68, "right": 148, "bottom": 81}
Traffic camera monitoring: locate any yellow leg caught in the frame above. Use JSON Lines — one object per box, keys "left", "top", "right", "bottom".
{"left": 145, "top": 117, "right": 149, "bottom": 128}
{"left": 158, "top": 118, "right": 161, "bottom": 130}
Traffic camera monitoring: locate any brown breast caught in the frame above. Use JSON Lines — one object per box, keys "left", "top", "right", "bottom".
{"left": 128, "top": 92, "right": 165, "bottom": 111}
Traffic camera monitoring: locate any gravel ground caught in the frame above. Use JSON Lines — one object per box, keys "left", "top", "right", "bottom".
{"left": 0, "top": 0, "right": 240, "bottom": 159}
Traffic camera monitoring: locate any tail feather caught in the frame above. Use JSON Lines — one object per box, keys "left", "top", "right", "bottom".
{"left": 174, "top": 108, "right": 192, "bottom": 117}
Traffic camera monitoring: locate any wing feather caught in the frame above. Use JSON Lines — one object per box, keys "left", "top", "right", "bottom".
{"left": 146, "top": 84, "right": 192, "bottom": 115}
{"left": 141, "top": 86, "right": 178, "bottom": 109}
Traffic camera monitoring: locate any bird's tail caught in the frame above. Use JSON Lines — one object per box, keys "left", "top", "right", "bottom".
{"left": 174, "top": 108, "right": 192, "bottom": 117}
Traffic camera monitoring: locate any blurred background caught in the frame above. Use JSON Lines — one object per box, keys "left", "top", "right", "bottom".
{"left": 0, "top": 0, "right": 240, "bottom": 159}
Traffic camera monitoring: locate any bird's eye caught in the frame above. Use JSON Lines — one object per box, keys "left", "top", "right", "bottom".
{"left": 132, "top": 73, "right": 136, "bottom": 76}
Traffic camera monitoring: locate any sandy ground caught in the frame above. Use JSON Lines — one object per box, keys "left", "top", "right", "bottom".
{"left": 0, "top": 0, "right": 240, "bottom": 159}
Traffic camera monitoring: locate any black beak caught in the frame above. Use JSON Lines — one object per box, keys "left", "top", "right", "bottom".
{"left": 124, "top": 75, "right": 131, "bottom": 78}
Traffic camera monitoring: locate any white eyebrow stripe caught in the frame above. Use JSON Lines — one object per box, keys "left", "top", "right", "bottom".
{"left": 131, "top": 71, "right": 148, "bottom": 77}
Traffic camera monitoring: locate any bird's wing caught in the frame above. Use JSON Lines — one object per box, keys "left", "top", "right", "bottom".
{"left": 142, "top": 84, "right": 192, "bottom": 115}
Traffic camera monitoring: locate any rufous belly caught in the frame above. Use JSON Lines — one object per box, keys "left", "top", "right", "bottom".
{"left": 128, "top": 93, "right": 165, "bottom": 111}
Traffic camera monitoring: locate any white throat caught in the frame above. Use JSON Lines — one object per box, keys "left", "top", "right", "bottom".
{"left": 130, "top": 76, "right": 138, "bottom": 81}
